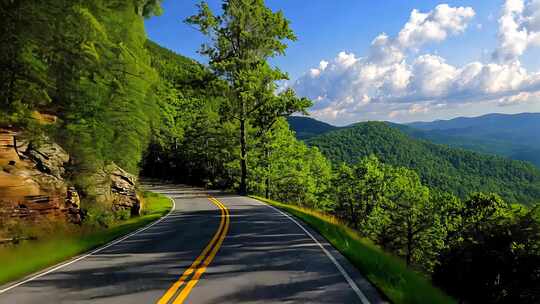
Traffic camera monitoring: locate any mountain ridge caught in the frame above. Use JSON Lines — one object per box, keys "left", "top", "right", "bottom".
{"left": 288, "top": 113, "right": 540, "bottom": 167}
{"left": 303, "top": 121, "right": 540, "bottom": 205}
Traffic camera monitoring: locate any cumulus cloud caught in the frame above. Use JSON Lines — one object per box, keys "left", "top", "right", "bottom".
{"left": 493, "top": 0, "right": 540, "bottom": 62}
{"left": 397, "top": 4, "right": 475, "bottom": 48}
{"left": 366, "top": 4, "right": 475, "bottom": 66}
{"left": 493, "top": 0, "right": 529, "bottom": 62}
{"left": 292, "top": 1, "right": 540, "bottom": 124}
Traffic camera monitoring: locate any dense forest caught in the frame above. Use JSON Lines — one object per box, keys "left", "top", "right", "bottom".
{"left": 0, "top": 0, "right": 163, "bottom": 190}
{"left": 1, "top": 0, "right": 539, "bottom": 303}
{"left": 305, "top": 122, "right": 540, "bottom": 205}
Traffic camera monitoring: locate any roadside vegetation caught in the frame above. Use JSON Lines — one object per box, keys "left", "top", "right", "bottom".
{"left": 250, "top": 156, "right": 540, "bottom": 303}
{"left": 0, "top": 191, "right": 171, "bottom": 286}
{"left": 253, "top": 196, "right": 455, "bottom": 304}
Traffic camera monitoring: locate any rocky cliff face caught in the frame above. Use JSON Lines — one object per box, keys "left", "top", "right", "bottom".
{"left": 0, "top": 128, "right": 141, "bottom": 238}
{"left": 0, "top": 129, "right": 80, "bottom": 225}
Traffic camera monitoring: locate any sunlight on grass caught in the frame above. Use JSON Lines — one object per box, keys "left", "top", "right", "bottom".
{"left": 0, "top": 191, "right": 172, "bottom": 286}
{"left": 252, "top": 195, "right": 455, "bottom": 304}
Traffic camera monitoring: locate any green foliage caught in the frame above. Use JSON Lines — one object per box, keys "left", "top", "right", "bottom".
{"left": 377, "top": 168, "right": 440, "bottom": 271}
{"left": 249, "top": 119, "right": 332, "bottom": 208}
{"left": 187, "top": 0, "right": 306, "bottom": 194}
{"left": 330, "top": 157, "right": 447, "bottom": 272}
{"left": 84, "top": 206, "right": 115, "bottom": 228}
{"left": 142, "top": 41, "right": 237, "bottom": 187}
{"left": 324, "top": 156, "right": 540, "bottom": 301}
{"left": 134, "top": 0, "right": 164, "bottom": 17}
{"left": 306, "top": 121, "right": 540, "bottom": 205}
{"left": 434, "top": 198, "right": 540, "bottom": 303}
{"left": 0, "top": 1, "right": 162, "bottom": 175}
{"left": 0, "top": 3, "right": 170, "bottom": 271}
{"left": 0, "top": 0, "right": 53, "bottom": 127}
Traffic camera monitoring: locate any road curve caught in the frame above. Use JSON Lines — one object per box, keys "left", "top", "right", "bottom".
{"left": 0, "top": 183, "right": 386, "bottom": 303}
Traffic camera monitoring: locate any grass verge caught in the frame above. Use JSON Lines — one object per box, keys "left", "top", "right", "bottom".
{"left": 251, "top": 195, "right": 455, "bottom": 304}
{"left": 0, "top": 191, "right": 172, "bottom": 286}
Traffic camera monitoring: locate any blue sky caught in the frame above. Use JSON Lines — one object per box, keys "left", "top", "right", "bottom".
{"left": 146, "top": 1, "right": 540, "bottom": 125}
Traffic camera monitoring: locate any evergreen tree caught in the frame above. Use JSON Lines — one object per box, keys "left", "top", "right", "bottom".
{"left": 186, "top": 0, "right": 304, "bottom": 194}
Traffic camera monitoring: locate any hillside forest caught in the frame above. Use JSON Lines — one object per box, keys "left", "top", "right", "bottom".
{"left": 1, "top": 1, "right": 539, "bottom": 303}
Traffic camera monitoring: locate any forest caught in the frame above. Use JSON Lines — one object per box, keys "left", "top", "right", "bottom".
{"left": 305, "top": 121, "right": 540, "bottom": 205}
{"left": 1, "top": 0, "right": 539, "bottom": 303}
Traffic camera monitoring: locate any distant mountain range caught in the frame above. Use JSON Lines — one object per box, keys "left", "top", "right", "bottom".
{"left": 287, "top": 114, "right": 540, "bottom": 205}
{"left": 289, "top": 113, "right": 540, "bottom": 167}
{"left": 403, "top": 113, "right": 540, "bottom": 167}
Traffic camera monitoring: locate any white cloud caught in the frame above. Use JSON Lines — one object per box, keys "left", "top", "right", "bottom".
{"left": 397, "top": 4, "right": 475, "bottom": 49}
{"left": 498, "top": 91, "right": 540, "bottom": 106}
{"left": 336, "top": 51, "right": 358, "bottom": 68}
{"left": 494, "top": 0, "right": 540, "bottom": 62}
{"left": 292, "top": 2, "right": 540, "bottom": 124}
{"left": 309, "top": 68, "right": 321, "bottom": 77}
{"left": 525, "top": 0, "right": 540, "bottom": 30}
{"left": 366, "top": 4, "right": 474, "bottom": 65}
{"left": 410, "top": 54, "right": 457, "bottom": 97}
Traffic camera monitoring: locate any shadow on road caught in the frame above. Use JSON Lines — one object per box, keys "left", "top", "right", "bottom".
{"left": 2, "top": 183, "right": 366, "bottom": 303}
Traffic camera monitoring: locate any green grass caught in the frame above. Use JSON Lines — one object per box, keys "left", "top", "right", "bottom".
{"left": 0, "top": 191, "right": 172, "bottom": 286}
{"left": 251, "top": 196, "right": 455, "bottom": 304}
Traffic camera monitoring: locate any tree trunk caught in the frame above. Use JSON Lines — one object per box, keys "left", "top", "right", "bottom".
{"left": 406, "top": 220, "right": 413, "bottom": 266}
{"left": 265, "top": 178, "right": 270, "bottom": 199}
{"left": 239, "top": 118, "right": 248, "bottom": 195}
{"left": 349, "top": 203, "right": 358, "bottom": 229}
{"left": 264, "top": 145, "right": 270, "bottom": 199}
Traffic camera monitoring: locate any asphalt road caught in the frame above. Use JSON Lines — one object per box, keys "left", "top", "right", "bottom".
{"left": 0, "top": 183, "right": 386, "bottom": 303}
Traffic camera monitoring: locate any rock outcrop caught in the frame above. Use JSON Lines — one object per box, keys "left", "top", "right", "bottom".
{"left": 25, "top": 141, "right": 70, "bottom": 179}
{"left": 0, "top": 130, "right": 80, "bottom": 227}
{"left": 110, "top": 166, "right": 141, "bottom": 215}
{"left": 0, "top": 128, "right": 142, "bottom": 237}
{"left": 87, "top": 163, "right": 141, "bottom": 216}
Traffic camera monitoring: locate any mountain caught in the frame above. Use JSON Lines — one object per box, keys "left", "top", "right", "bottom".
{"left": 288, "top": 114, "right": 540, "bottom": 168}
{"left": 406, "top": 113, "right": 540, "bottom": 167}
{"left": 287, "top": 116, "right": 338, "bottom": 139}
{"left": 304, "top": 121, "right": 540, "bottom": 205}
{"left": 408, "top": 112, "right": 540, "bottom": 132}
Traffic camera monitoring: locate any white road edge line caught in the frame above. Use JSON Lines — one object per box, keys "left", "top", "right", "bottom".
{"left": 254, "top": 200, "right": 371, "bottom": 304}
{"left": 0, "top": 194, "right": 176, "bottom": 295}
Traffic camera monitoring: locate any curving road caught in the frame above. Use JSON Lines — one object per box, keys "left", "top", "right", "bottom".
{"left": 0, "top": 183, "right": 386, "bottom": 303}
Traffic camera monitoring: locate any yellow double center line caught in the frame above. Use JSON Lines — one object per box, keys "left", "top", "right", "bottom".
{"left": 157, "top": 196, "right": 230, "bottom": 304}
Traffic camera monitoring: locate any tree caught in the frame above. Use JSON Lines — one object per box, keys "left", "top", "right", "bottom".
{"left": 186, "top": 0, "right": 303, "bottom": 194}
{"left": 0, "top": 0, "right": 53, "bottom": 126}
{"left": 252, "top": 88, "right": 311, "bottom": 198}
{"left": 331, "top": 156, "right": 387, "bottom": 230}
{"left": 431, "top": 193, "right": 540, "bottom": 303}
{"left": 135, "top": 0, "right": 164, "bottom": 17}
{"left": 249, "top": 119, "right": 331, "bottom": 206}
{"left": 332, "top": 163, "right": 357, "bottom": 224}
{"left": 380, "top": 167, "right": 446, "bottom": 271}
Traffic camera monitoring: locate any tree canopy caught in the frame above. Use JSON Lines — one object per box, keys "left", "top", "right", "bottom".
{"left": 186, "top": 0, "right": 308, "bottom": 194}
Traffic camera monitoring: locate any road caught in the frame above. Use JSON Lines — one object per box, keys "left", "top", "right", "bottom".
{"left": 0, "top": 183, "right": 385, "bottom": 303}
